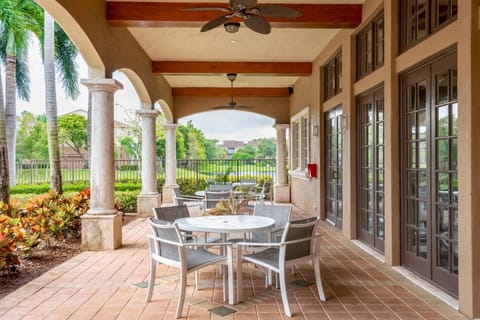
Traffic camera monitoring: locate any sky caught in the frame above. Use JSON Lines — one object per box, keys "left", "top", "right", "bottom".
{"left": 7, "top": 39, "right": 276, "bottom": 143}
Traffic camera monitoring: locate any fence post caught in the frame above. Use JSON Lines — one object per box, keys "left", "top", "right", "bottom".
{"left": 71, "top": 161, "right": 74, "bottom": 184}
{"left": 30, "top": 161, "right": 33, "bottom": 184}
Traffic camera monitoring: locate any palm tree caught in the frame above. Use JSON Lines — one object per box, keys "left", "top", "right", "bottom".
{"left": 42, "top": 12, "right": 79, "bottom": 193}
{"left": 0, "top": 68, "right": 10, "bottom": 204}
{"left": 0, "top": 0, "right": 42, "bottom": 187}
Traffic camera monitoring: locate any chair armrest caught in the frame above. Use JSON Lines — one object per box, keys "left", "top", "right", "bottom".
{"left": 148, "top": 234, "right": 181, "bottom": 247}
{"left": 281, "top": 235, "right": 320, "bottom": 246}
{"left": 236, "top": 241, "right": 281, "bottom": 248}
{"left": 185, "top": 242, "right": 232, "bottom": 249}
{"left": 174, "top": 195, "right": 204, "bottom": 201}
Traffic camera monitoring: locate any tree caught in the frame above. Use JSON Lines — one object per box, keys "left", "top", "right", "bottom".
{"left": 43, "top": 12, "right": 79, "bottom": 193}
{"left": 0, "top": 65, "right": 9, "bottom": 203}
{"left": 0, "top": 0, "right": 43, "bottom": 187}
{"left": 118, "top": 110, "right": 141, "bottom": 160}
{"left": 255, "top": 138, "right": 276, "bottom": 158}
{"left": 16, "top": 111, "right": 48, "bottom": 161}
{"left": 232, "top": 144, "right": 256, "bottom": 160}
{"left": 204, "top": 138, "right": 225, "bottom": 159}
{"left": 58, "top": 114, "right": 87, "bottom": 160}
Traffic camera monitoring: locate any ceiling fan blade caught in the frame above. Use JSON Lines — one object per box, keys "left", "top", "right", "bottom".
{"left": 244, "top": 14, "right": 271, "bottom": 34}
{"left": 230, "top": 0, "right": 257, "bottom": 9}
{"left": 212, "top": 105, "right": 230, "bottom": 110}
{"left": 201, "top": 14, "right": 232, "bottom": 32}
{"left": 234, "top": 105, "right": 253, "bottom": 109}
{"left": 182, "top": 7, "right": 231, "bottom": 13}
{"left": 255, "top": 5, "right": 302, "bottom": 18}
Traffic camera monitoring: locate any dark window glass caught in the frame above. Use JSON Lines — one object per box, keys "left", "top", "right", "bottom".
{"left": 324, "top": 51, "right": 342, "bottom": 101}
{"left": 356, "top": 13, "right": 384, "bottom": 80}
{"left": 401, "top": 0, "right": 457, "bottom": 52}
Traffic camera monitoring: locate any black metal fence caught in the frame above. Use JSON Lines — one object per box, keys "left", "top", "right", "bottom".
{"left": 16, "top": 158, "right": 276, "bottom": 186}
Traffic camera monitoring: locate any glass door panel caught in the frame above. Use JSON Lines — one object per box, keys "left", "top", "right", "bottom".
{"left": 357, "top": 87, "right": 384, "bottom": 252}
{"left": 400, "top": 51, "right": 458, "bottom": 296}
{"left": 325, "top": 106, "right": 343, "bottom": 228}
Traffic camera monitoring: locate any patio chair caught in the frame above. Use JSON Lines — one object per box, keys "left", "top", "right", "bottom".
{"left": 236, "top": 216, "right": 326, "bottom": 317}
{"left": 249, "top": 181, "right": 273, "bottom": 205}
{"left": 232, "top": 203, "right": 292, "bottom": 286}
{"left": 152, "top": 205, "right": 221, "bottom": 243}
{"left": 172, "top": 187, "right": 204, "bottom": 209}
{"left": 204, "top": 190, "right": 232, "bottom": 212}
{"left": 208, "top": 183, "right": 233, "bottom": 192}
{"left": 146, "top": 218, "right": 233, "bottom": 318}
{"left": 230, "top": 203, "right": 292, "bottom": 244}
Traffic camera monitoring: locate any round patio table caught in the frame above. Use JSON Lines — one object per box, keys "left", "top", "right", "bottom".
{"left": 175, "top": 214, "right": 274, "bottom": 234}
{"left": 175, "top": 214, "right": 275, "bottom": 305}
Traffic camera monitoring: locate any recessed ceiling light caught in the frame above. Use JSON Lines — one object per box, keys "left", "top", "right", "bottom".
{"left": 230, "top": 39, "right": 238, "bottom": 44}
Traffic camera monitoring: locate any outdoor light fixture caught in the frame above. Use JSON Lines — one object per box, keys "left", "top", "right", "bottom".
{"left": 224, "top": 22, "right": 240, "bottom": 33}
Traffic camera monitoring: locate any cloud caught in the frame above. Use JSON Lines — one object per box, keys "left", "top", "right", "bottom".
{"left": 179, "top": 110, "right": 276, "bottom": 142}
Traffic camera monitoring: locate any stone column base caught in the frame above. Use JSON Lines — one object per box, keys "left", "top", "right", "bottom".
{"left": 162, "top": 184, "right": 178, "bottom": 204}
{"left": 137, "top": 193, "right": 162, "bottom": 217}
{"left": 274, "top": 184, "right": 290, "bottom": 203}
{"left": 81, "top": 213, "right": 122, "bottom": 251}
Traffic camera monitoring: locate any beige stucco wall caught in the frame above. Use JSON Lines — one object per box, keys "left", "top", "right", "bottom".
{"left": 289, "top": 0, "right": 480, "bottom": 317}
{"left": 173, "top": 96, "right": 289, "bottom": 123}
{"left": 457, "top": 1, "right": 480, "bottom": 318}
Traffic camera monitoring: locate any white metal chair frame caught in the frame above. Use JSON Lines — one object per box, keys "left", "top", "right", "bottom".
{"left": 235, "top": 217, "right": 326, "bottom": 317}
{"left": 146, "top": 219, "right": 234, "bottom": 318}
{"left": 250, "top": 181, "right": 273, "bottom": 205}
{"left": 172, "top": 187, "right": 204, "bottom": 208}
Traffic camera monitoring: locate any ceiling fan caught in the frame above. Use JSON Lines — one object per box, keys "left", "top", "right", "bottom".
{"left": 183, "top": 0, "right": 302, "bottom": 34}
{"left": 212, "top": 73, "right": 252, "bottom": 110}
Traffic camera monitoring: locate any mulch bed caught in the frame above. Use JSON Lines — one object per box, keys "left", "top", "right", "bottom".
{"left": 0, "top": 214, "right": 137, "bottom": 300}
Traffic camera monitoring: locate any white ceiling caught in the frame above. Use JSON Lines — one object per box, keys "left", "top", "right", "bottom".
{"left": 108, "top": 0, "right": 364, "bottom": 88}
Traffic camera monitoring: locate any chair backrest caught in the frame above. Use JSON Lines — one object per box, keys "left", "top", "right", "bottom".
{"left": 148, "top": 218, "right": 183, "bottom": 262}
{"left": 252, "top": 204, "right": 292, "bottom": 242}
{"left": 261, "top": 181, "right": 272, "bottom": 196}
{"left": 204, "top": 190, "right": 231, "bottom": 209}
{"left": 172, "top": 187, "right": 183, "bottom": 205}
{"left": 208, "top": 183, "right": 233, "bottom": 191}
{"left": 152, "top": 205, "right": 190, "bottom": 222}
{"left": 280, "top": 216, "right": 320, "bottom": 261}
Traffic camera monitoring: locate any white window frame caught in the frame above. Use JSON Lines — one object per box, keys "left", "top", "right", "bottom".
{"left": 289, "top": 106, "right": 310, "bottom": 178}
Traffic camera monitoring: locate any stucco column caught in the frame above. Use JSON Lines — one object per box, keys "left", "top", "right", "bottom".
{"left": 162, "top": 123, "right": 178, "bottom": 203}
{"left": 274, "top": 124, "right": 289, "bottom": 202}
{"left": 80, "top": 78, "right": 123, "bottom": 251}
{"left": 137, "top": 109, "right": 161, "bottom": 216}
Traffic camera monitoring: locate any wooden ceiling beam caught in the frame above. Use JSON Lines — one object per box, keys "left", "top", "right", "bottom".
{"left": 107, "top": 2, "right": 362, "bottom": 29}
{"left": 153, "top": 61, "right": 311, "bottom": 75}
{"left": 173, "top": 87, "right": 290, "bottom": 97}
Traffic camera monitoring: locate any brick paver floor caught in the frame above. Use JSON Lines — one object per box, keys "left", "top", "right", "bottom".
{"left": 0, "top": 207, "right": 468, "bottom": 319}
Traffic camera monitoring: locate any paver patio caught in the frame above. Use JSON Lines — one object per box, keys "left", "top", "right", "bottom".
{"left": 0, "top": 207, "right": 467, "bottom": 320}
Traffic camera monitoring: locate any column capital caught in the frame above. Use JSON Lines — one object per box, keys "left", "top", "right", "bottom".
{"left": 81, "top": 78, "right": 123, "bottom": 93}
{"left": 163, "top": 123, "right": 178, "bottom": 130}
{"left": 274, "top": 123, "right": 289, "bottom": 131}
{"left": 136, "top": 109, "right": 159, "bottom": 118}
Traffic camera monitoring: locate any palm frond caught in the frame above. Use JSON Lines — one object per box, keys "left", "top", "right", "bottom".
{"left": 15, "top": 47, "right": 30, "bottom": 101}
{"left": 54, "top": 23, "right": 79, "bottom": 99}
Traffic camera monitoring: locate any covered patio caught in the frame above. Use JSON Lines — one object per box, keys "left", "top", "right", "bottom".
{"left": 0, "top": 207, "right": 466, "bottom": 320}
{"left": 25, "top": 0, "right": 480, "bottom": 318}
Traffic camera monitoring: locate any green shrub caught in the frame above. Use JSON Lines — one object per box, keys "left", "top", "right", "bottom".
{"left": 0, "top": 189, "right": 90, "bottom": 275}
{"left": 114, "top": 182, "right": 142, "bottom": 192}
{"left": 119, "top": 164, "right": 139, "bottom": 170}
{"left": 11, "top": 183, "right": 89, "bottom": 195}
{"left": 115, "top": 190, "right": 139, "bottom": 213}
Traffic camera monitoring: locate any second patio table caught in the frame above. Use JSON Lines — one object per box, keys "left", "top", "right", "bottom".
{"left": 175, "top": 215, "right": 275, "bottom": 304}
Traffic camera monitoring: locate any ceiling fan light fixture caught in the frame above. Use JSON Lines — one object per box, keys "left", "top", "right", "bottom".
{"left": 224, "top": 22, "right": 240, "bottom": 33}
